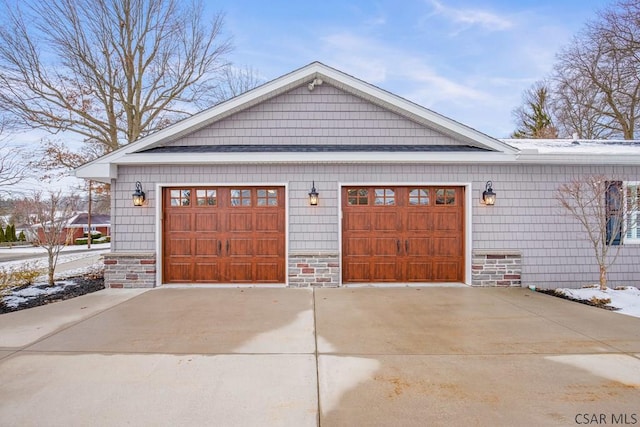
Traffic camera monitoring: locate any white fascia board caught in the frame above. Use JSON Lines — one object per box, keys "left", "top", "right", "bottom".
{"left": 74, "top": 162, "right": 117, "bottom": 182}
{"left": 516, "top": 152, "right": 640, "bottom": 165}
{"left": 114, "top": 151, "right": 518, "bottom": 165}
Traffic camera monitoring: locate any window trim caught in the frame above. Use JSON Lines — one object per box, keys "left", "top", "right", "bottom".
{"left": 624, "top": 181, "right": 640, "bottom": 245}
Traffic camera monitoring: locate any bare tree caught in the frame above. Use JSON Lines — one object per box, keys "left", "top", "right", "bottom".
{"left": 557, "top": 175, "right": 638, "bottom": 290}
{"left": 511, "top": 81, "right": 559, "bottom": 139}
{"left": 551, "top": 69, "right": 618, "bottom": 139}
{"left": 0, "top": 143, "right": 28, "bottom": 194}
{"left": 28, "top": 191, "right": 74, "bottom": 286}
{"left": 553, "top": 0, "right": 640, "bottom": 139}
{"left": 0, "top": 118, "right": 29, "bottom": 194}
{"left": 0, "top": 0, "right": 232, "bottom": 158}
{"left": 212, "top": 66, "right": 263, "bottom": 102}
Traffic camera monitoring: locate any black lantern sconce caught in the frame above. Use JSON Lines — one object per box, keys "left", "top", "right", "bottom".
{"left": 482, "top": 181, "right": 496, "bottom": 206}
{"left": 132, "top": 181, "right": 146, "bottom": 207}
{"left": 308, "top": 181, "right": 319, "bottom": 206}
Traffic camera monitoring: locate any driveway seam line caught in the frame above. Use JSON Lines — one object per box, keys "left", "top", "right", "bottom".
{"left": 312, "top": 288, "right": 321, "bottom": 427}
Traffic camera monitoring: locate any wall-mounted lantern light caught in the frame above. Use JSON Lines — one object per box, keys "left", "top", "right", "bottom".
{"left": 308, "top": 181, "right": 319, "bottom": 206}
{"left": 482, "top": 181, "right": 496, "bottom": 206}
{"left": 132, "top": 181, "right": 146, "bottom": 207}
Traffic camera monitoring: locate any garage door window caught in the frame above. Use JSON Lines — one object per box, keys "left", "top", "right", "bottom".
{"left": 435, "top": 188, "right": 456, "bottom": 205}
{"left": 257, "top": 189, "right": 279, "bottom": 206}
{"left": 409, "top": 188, "right": 430, "bottom": 205}
{"left": 196, "top": 189, "right": 217, "bottom": 206}
{"left": 170, "top": 189, "right": 191, "bottom": 206}
{"left": 374, "top": 188, "right": 395, "bottom": 205}
{"left": 348, "top": 189, "right": 369, "bottom": 205}
{"left": 231, "top": 189, "right": 251, "bottom": 206}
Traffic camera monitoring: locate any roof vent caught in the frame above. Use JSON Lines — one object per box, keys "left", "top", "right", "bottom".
{"left": 571, "top": 132, "right": 580, "bottom": 145}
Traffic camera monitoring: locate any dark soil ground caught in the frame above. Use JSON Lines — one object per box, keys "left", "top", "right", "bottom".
{"left": 0, "top": 276, "right": 105, "bottom": 314}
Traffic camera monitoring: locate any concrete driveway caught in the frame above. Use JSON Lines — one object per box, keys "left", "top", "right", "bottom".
{"left": 0, "top": 287, "right": 639, "bottom": 426}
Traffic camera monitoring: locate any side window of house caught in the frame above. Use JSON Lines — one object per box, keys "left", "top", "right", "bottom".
{"left": 606, "top": 181, "right": 623, "bottom": 245}
{"left": 625, "top": 182, "right": 640, "bottom": 242}
{"left": 170, "top": 189, "right": 191, "bottom": 206}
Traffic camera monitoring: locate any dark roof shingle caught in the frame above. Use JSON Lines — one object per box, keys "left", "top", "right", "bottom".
{"left": 140, "top": 144, "right": 489, "bottom": 153}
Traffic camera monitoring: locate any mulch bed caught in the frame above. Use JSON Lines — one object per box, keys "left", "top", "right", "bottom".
{"left": 535, "top": 288, "right": 619, "bottom": 311}
{"left": 0, "top": 277, "right": 105, "bottom": 314}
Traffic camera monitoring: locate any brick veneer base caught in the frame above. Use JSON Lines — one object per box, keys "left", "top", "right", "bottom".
{"left": 472, "top": 251, "right": 522, "bottom": 287}
{"left": 104, "top": 252, "right": 156, "bottom": 288}
{"left": 288, "top": 253, "right": 339, "bottom": 287}
{"left": 105, "top": 251, "right": 518, "bottom": 288}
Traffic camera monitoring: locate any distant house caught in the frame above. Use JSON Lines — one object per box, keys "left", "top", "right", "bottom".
{"left": 74, "top": 62, "right": 640, "bottom": 289}
{"left": 34, "top": 213, "right": 110, "bottom": 244}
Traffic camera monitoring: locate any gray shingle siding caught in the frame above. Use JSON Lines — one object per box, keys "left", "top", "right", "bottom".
{"left": 163, "top": 84, "right": 466, "bottom": 148}
{"left": 114, "top": 163, "right": 640, "bottom": 289}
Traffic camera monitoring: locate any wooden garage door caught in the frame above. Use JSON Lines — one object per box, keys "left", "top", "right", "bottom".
{"left": 163, "top": 187, "right": 285, "bottom": 284}
{"left": 342, "top": 186, "right": 464, "bottom": 283}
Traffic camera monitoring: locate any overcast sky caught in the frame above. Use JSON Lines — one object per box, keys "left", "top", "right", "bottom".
{"left": 6, "top": 0, "right": 610, "bottom": 195}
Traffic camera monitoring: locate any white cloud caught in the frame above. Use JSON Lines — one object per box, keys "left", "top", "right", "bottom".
{"left": 399, "top": 60, "right": 487, "bottom": 105}
{"left": 319, "top": 33, "right": 389, "bottom": 83}
{"left": 427, "top": 0, "right": 514, "bottom": 31}
{"left": 318, "top": 32, "right": 488, "bottom": 106}
{"left": 313, "top": 31, "right": 514, "bottom": 135}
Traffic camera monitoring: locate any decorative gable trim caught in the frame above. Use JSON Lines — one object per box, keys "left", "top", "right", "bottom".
{"left": 75, "top": 62, "right": 517, "bottom": 181}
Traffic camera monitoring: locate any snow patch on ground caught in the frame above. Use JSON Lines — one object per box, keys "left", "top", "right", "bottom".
{"left": 0, "top": 244, "right": 110, "bottom": 271}
{"left": 3, "top": 282, "right": 72, "bottom": 308}
{"left": 1, "top": 244, "right": 109, "bottom": 310}
{"left": 555, "top": 286, "right": 640, "bottom": 318}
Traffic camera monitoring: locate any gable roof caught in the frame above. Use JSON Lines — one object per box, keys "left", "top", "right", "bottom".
{"left": 32, "top": 212, "right": 111, "bottom": 229}
{"left": 75, "top": 62, "right": 518, "bottom": 182}
{"left": 67, "top": 213, "right": 111, "bottom": 227}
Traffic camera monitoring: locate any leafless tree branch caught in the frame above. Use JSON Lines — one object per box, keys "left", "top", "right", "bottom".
{"left": 0, "top": 0, "right": 233, "bottom": 156}
{"left": 557, "top": 175, "right": 638, "bottom": 290}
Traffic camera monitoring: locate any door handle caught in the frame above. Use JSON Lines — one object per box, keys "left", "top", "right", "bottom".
{"left": 217, "top": 240, "right": 222, "bottom": 255}
{"left": 397, "top": 240, "right": 401, "bottom": 254}
{"left": 405, "top": 240, "right": 409, "bottom": 253}
{"left": 226, "top": 240, "right": 230, "bottom": 254}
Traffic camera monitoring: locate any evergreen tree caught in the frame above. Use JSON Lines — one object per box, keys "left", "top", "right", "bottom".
{"left": 9, "top": 224, "right": 17, "bottom": 241}
{"left": 511, "top": 82, "right": 559, "bottom": 139}
{"left": 18, "top": 230, "right": 26, "bottom": 242}
{"left": 0, "top": 225, "right": 5, "bottom": 243}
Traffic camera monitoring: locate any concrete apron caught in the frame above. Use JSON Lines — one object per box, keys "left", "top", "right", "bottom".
{"left": 0, "top": 287, "right": 638, "bottom": 426}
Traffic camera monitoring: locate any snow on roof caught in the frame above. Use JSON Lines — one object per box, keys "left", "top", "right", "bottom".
{"left": 501, "top": 138, "right": 640, "bottom": 155}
